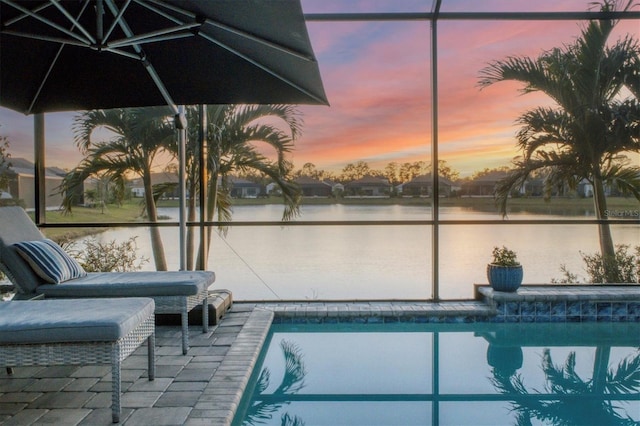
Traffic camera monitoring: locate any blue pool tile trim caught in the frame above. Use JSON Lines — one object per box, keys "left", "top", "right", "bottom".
{"left": 478, "top": 285, "right": 640, "bottom": 323}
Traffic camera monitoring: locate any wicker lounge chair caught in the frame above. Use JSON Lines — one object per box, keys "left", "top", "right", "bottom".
{"left": 0, "top": 297, "right": 155, "bottom": 423}
{"left": 0, "top": 206, "right": 217, "bottom": 354}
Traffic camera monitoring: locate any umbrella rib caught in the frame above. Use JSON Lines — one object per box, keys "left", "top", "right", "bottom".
{"left": 49, "top": 0, "right": 96, "bottom": 44}
{"left": 27, "top": 44, "right": 66, "bottom": 115}
{"left": 1, "top": 0, "right": 93, "bottom": 46}
{"left": 140, "top": 0, "right": 315, "bottom": 62}
{"left": 199, "top": 32, "right": 328, "bottom": 105}
{"left": 103, "top": 0, "right": 133, "bottom": 43}
{"left": 136, "top": 0, "right": 325, "bottom": 103}
{"left": 2, "top": 1, "right": 52, "bottom": 26}
{"left": 103, "top": 0, "right": 178, "bottom": 115}
{"left": 1, "top": 29, "right": 91, "bottom": 48}
{"left": 103, "top": 47, "right": 144, "bottom": 61}
{"left": 108, "top": 23, "right": 200, "bottom": 49}
{"left": 202, "top": 19, "right": 316, "bottom": 62}
{"left": 110, "top": 32, "right": 194, "bottom": 48}
{"left": 6, "top": 0, "right": 94, "bottom": 114}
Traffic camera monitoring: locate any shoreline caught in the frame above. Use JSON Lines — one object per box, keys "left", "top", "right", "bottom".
{"left": 36, "top": 196, "right": 639, "bottom": 241}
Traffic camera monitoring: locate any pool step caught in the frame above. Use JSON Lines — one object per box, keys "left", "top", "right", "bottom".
{"left": 477, "top": 285, "right": 640, "bottom": 322}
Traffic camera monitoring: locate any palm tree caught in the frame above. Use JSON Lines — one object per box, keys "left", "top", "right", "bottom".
{"left": 182, "top": 104, "right": 303, "bottom": 271}
{"left": 478, "top": 0, "right": 640, "bottom": 280}
{"left": 243, "top": 339, "right": 307, "bottom": 425}
{"left": 59, "top": 108, "right": 175, "bottom": 270}
{"left": 491, "top": 348, "right": 640, "bottom": 426}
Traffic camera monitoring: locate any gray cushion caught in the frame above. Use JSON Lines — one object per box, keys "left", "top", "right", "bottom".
{"left": 36, "top": 271, "right": 215, "bottom": 298}
{"left": 0, "top": 207, "right": 46, "bottom": 293}
{"left": 0, "top": 298, "right": 155, "bottom": 344}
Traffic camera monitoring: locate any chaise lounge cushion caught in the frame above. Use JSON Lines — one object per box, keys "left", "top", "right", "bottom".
{"left": 35, "top": 271, "right": 215, "bottom": 298}
{"left": 0, "top": 298, "right": 155, "bottom": 344}
{"left": 0, "top": 207, "right": 47, "bottom": 293}
{"left": 13, "top": 239, "right": 87, "bottom": 284}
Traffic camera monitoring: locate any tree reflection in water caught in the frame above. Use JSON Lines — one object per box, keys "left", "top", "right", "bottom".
{"left": 243, "top": 339, "right": 307, "bottom": 426}
{"left": 491, "top": 347, "right": 640, "bottom": 426}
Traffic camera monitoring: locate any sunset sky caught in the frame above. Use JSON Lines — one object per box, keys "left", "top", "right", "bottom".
{"left": 0, "top": 1, "right": 637, "bottom": 178}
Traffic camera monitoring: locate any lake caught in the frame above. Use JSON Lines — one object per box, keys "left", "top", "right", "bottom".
{"left": 80, "top": 205, "right": 639, "bottom": 300}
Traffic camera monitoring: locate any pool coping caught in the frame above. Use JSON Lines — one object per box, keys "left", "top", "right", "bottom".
{"left": 211, "top": 285, "right": 640, "bottom": 425}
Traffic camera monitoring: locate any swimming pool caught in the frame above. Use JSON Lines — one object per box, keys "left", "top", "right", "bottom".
{"left": 233, "top": 322, "right": 640, "bottom": 426}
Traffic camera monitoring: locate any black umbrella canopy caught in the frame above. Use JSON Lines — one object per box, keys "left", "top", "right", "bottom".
{"left": 0, "top": 0, "right": 328, "bottom": 115}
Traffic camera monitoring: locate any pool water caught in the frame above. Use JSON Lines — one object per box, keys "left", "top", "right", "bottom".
{"left": 233, "top": 322, "right": 640, "bottom": 426}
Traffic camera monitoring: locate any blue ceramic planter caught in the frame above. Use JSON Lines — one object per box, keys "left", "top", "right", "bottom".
{"left": 487, "top": 345, "right": 523, "bottom": 374}
{"left": 487, "top": 264, "right": 523, "bottom": 292}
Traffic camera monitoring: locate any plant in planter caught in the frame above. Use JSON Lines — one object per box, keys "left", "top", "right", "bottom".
{"left": 487, "top": 246, "right": 523, "bottom": 292}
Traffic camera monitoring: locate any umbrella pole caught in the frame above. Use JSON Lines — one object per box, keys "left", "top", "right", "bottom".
{"left": 176, "top": 107, "right": 187, "bottom": 271}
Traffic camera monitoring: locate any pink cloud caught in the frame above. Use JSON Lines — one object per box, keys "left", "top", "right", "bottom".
{"left": 3, "top": 4, "right": 637, "bottom": 179}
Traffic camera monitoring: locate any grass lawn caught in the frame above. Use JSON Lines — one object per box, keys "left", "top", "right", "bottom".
{"left": 35, "top": 203, "right": 147, "bottom": 241}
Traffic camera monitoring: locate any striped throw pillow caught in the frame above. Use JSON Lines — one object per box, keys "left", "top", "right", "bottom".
{"left": 13, "top": 239, "right": 87, "bottom": 284}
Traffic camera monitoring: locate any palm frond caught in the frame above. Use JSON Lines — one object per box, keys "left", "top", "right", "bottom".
{"left": 281, "top": 413, "right": 306, "bottom": 426}
{"left": 542, "top": 349, "right": 592, "bottom": 394}
{"left": 605, "top": 350, "right": 640, "bottom": 394}
{"left": 624, "top": 50, "right": 640, "bottom": 99}
{"left": 232, "top": 104, "right": 304, "bottom": 140}
{"left": 151, "top": 182, "right": 178, "bottom": 204}
{"left": 515, "top": 107, "right": 574, "bottom": 156}
{"left": 602, "top": 164, "right": 640, "bottom": 199}
{"left": 256, "top": 367, "right": 271, "bottom": 395}
{"left": 274, "top": 340, "right": 307, "bottom": 395}
{"left": 478, "top": 56, "right": 540, "bottom": 90}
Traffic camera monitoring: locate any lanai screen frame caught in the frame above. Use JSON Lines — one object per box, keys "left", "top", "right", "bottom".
{"left": 30, "top": 2, "right": 640, "bottom": 300}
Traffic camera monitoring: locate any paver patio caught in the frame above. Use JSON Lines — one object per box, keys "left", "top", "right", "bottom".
{"left": 1, "top": 286, "right": 638, "bottom": 425}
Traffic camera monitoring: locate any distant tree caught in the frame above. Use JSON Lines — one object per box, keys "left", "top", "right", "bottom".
{"left": 384, "top": 162, "right": 400, "bottom": 186}
{"left": 298, "top": 162, "right": 320, "bottom": 179}
{"left": 293, "top": 162, "right": 338, "bottom": 181}
{"left": 398, "top": 161, "right": 427, "bottom": 183}
{"left": 471, "top": 166, "right": 511, "bottom": 180}
{"left": 421, "top": 160, "right": 461, "bottom": 182}
{"left": 0, "top": 133, "right": 11, "bottom": 191}
{"left": 340, "top": 161, "right": 371, "bottom": 181}
{"left": 478, "top": 0, "right": 640, "bottom": 280}
{"left": 435, "top": 160, "right": 460, "bottom": 182}
{"left": 319, "top": 169, "right": 338, "bottom": 181}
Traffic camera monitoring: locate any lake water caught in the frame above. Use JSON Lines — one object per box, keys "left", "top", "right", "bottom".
{"left": 80, "top": 205, "right": 639, "bottom": 300}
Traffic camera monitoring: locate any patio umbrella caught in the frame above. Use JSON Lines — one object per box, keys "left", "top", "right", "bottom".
{"left": 0, "top": 0, "right": 328, "bottom": 113}
{"left": 0, "top": 0, "right": 328, "bottom": 269}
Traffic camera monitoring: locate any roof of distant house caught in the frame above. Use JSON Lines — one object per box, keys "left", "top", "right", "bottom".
{"left": 0, "top": 157, "right": 66, "bottom": 178}
{"left": 346, "top": 175, "right": 390, "bottom": 185}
